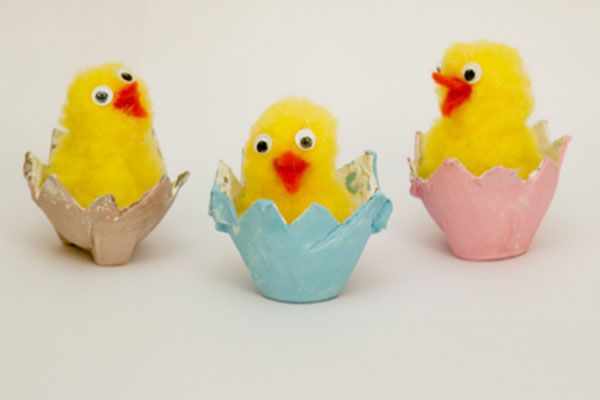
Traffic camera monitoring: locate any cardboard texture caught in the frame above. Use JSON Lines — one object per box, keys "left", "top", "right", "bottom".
{"left": 210, "top": 151, "right": 392, "bottom": 303}
{"left": 24, "top": 136, "right": 189, "bottom": 266}
{"left": 409, "top": 121, "right": 570, "bottom": 260}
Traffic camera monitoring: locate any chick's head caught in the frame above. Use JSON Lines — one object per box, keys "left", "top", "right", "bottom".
{"left": 60, "top": 62, "right": 153, "bottom": 135}
{"left": 433, "top": 41, "right": 534, "bottom": 123}
{"left": 243, "top": 97, "right": 338, "bottom": 195}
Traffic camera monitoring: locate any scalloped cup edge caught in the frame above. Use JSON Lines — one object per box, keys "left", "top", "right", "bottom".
{"left": 210, "top": 151, "right": 391, "bottom": 230}
{"left": 23, "top": 151, "right": 189, "bottom": 265}
{"left": 409, "top": 135, "right": 570, "bottom": 186}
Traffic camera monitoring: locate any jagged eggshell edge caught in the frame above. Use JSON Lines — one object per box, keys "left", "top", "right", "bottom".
{"left": 209, "top": 151, "right": 393, "bottom": 303}
{"left": 408, "top": 121, "right": 570, "bottom": 260}
{"left": 24, "top": 151, "right": 189, "bottom": 266}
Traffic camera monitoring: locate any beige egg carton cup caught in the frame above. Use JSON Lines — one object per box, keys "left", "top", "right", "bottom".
{"left": 24, "top": 130, "right": 189, "bottom": 266}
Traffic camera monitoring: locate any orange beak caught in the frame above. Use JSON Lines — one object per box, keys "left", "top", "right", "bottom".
{"left": 273, "top": 151, "right": 309, "bottom": 194}
{"left": 432, "top": 72, "right": 472, "bottom": 117}
{"left": 113, "top": 82, "right": 148, "bottom": 117}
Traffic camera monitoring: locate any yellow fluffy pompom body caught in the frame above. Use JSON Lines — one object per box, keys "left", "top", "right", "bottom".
{"left": 417, "top": 41, "right": 543, "bottom": 180}
{"left": 46, "top": 63, "right": 165, "bottom": 209}
{"left": 235, "top": 97, "right": 357, "bottom": 224}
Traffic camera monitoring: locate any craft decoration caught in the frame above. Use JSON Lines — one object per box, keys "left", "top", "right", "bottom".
{"left": 410, "top": 123, "right": 569, "bottom": 260}
{"left": 209, "top": 97, "right": 391, "bottom": 302}
{"left": 210, "top": 152, "right": 391, "bottom": 302}
{"left": 410, "top": 41, "right": 570, "bottom": 260}
{"left": 24, "top": 63, "right": 189, "bottom": 265}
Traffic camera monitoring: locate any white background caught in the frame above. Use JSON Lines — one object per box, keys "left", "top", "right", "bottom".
{"left": 1, "top": 0, "right": 599, "bottom": 398}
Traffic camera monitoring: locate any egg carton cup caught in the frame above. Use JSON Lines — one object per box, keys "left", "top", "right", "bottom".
{"left": 209, "top": 151, "right": 392, "bottom": 303}
{"left": 24, "top": 129, "right": 189, "bottom": 266}
{"left": 409, "top": 121, "right": 570, "bottom": 261}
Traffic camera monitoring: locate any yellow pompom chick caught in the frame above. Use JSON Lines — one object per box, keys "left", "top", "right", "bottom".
{"left": 46, "top": 62, "right": 165, "bottom": 209}
{"left": 235, "top": 97, "right": 357, "bottom": 224}
{"left": 417, "top": 41, "right": 543, "bottom": 180}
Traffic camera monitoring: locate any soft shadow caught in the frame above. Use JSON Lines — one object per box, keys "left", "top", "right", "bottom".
{"left": 132, "top": 235, "right": 182, "bottom": 265}
{"left": 403, "top": 220, "right": 450, "bottom": 256}
{"left": 20, "top": 224, "right": 97, "bottom": 266}
{"left": 51, "top": 241, "right": 96, "bottom": 264}
{"left": 340, "top": 249, "right": 401, "bottom": 298}
{"left": 341, "top": 268, "right": 384, "bottom": 298}
{"left": 529, "top": 213, "right": 576, "bottom": 251}
{"left": 206, "top": 256, "right": 257, "bottom": 296}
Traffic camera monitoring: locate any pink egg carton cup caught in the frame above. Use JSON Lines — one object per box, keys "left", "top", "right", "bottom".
{"left": 409, "top": 121, "right": 570, "bottom": 261}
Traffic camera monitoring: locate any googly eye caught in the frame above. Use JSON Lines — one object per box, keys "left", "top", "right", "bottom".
{"left": 295, "top": 128, "right": 316, "bottom": 151}
{"left": 117, "top": 68, "right": 134, "bottom": 82}
{"left": 91, "top": 85, "right": 113, "bottom": 106}
{"left": 461, "top": 62, "right": 482, "bottom": 84}
{"left": 254, "top": 133, "right": 272, "bottom": 154}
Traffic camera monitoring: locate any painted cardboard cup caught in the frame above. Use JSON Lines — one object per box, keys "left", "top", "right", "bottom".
{"left": 209, "top": 151, "right": 392, "bottom": 303}
{"left": 23, "top": 131, "right": 189, "bottom": 266}
{"left": 409, "top": 121, "right": 570, "bottom": 261}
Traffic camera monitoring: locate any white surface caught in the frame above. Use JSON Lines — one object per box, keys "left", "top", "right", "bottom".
{"left": 1, "top": 0, "right": 599, "bottom": 398}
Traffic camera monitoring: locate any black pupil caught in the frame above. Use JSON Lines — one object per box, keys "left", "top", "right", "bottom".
{"left": 121, "top": 72, "right": 133, "bottom": 81}
{"left": 95, "top": 91, "right": 108, "bottom": 102}
{"left": 300, "top": 136, "right": 313, "bottom": 148}
{"left": 256, "top": 140, "right": 268, "bottom": 153}
{"left": 464, "top": 69, "right": 476, "bottom": 81}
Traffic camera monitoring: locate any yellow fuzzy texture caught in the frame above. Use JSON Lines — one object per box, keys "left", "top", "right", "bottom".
{"left": 417, "top": 41, "right": 543, "bottom": 180}
{"left": 235, "top": 97, "right": 357, "bottom": 224}
{"left": 46, "top": 62, "right": 165, "bottom": 209}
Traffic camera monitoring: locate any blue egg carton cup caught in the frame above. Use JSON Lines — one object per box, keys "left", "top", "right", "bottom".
{"left": 209, "top": 151, "right": 392, "bottom": 303}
